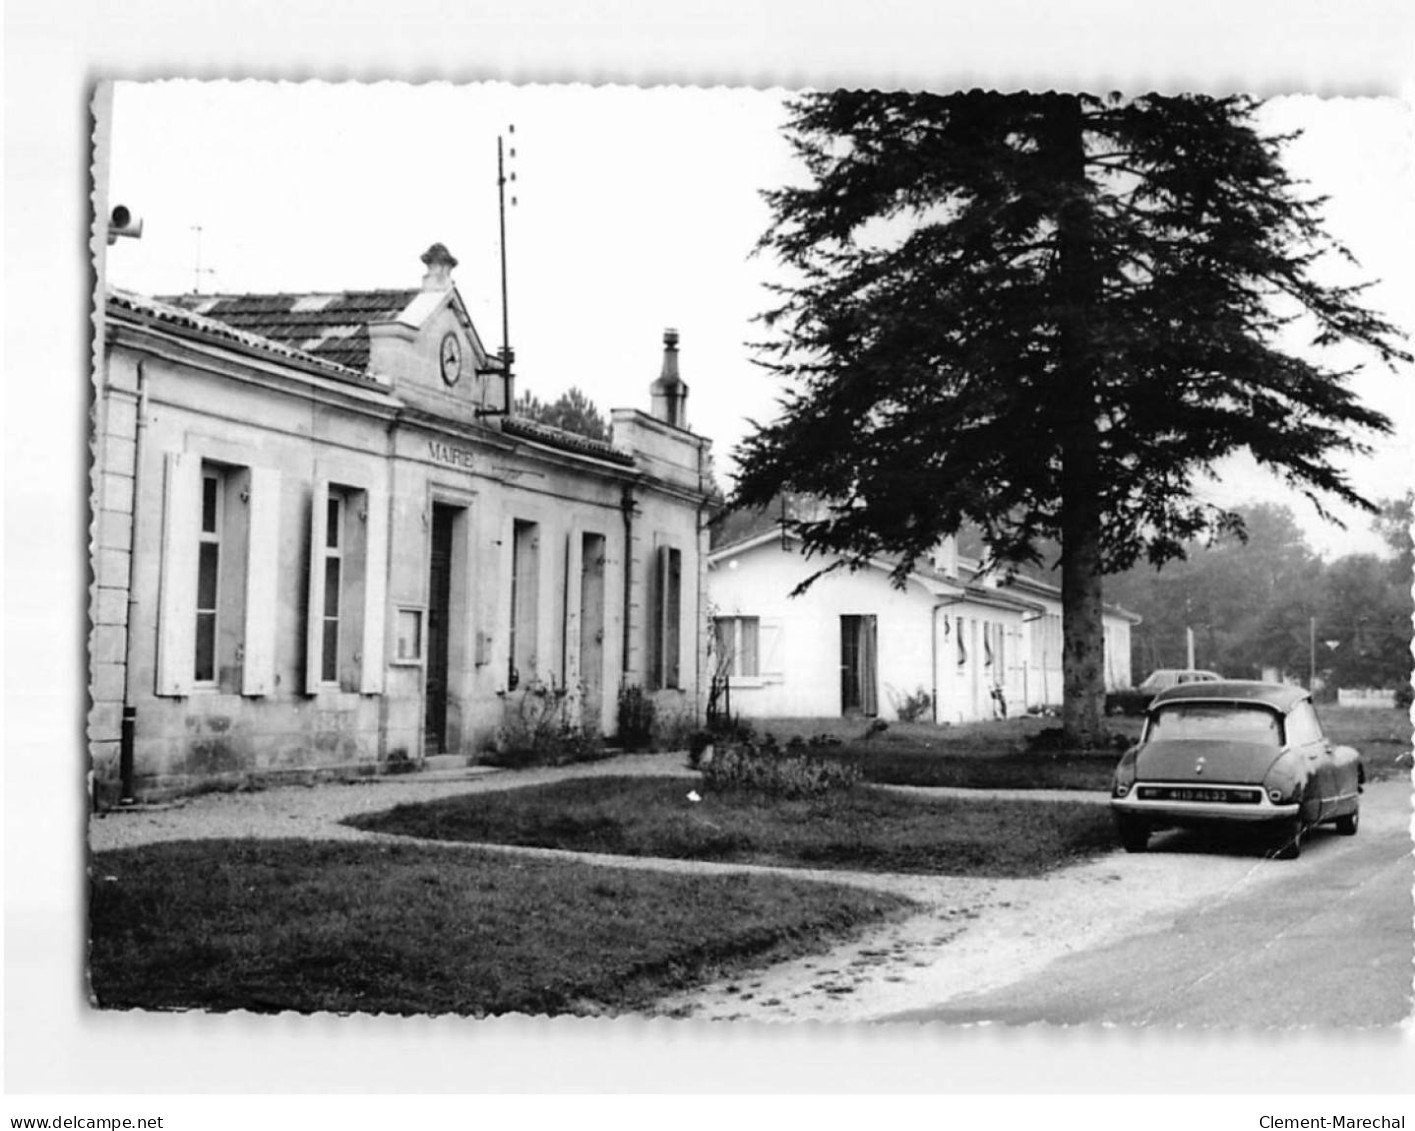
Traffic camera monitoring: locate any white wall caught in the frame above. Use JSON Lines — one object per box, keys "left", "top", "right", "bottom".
{"left": 709, "top": 540, "right": 1137, "bottom": 723}
{"left": 709, "top": 543, "right": 936, "bottom": 720}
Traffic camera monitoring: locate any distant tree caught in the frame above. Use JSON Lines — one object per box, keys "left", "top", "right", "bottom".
{"left": 1105, "top": 503, "right": 1323, "bottom": 680}
{"left": 732, "top": 90, "right": 1409, "bottom": 745}
{"left": 1373, "top": 492, "right": 1414, "bottom": 580}
{"left": 1317, "top": 553, "right": 1411, "bottom": 691}
{"left": 515, "top": 386, "right": 610, "bottom": 441}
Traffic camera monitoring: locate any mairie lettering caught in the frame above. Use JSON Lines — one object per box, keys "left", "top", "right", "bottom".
{"left": 428, "top": 440, "right": 476, "bottom": 470}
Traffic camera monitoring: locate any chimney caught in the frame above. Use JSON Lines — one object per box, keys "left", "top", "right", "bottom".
{"left": 420, "top": 242, "right": 458, "bottom": 291}
{"left": 650, "top": 327, "right": 688, "bottom": 427}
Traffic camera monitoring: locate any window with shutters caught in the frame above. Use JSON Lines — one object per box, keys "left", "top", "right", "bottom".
{"left": 156, "top": 452, "right": 281, "bottom": 697}
{"left": 713, "top": 616, "right": 760, "bottom": 678}
{"left": 319, "top": 493, "right": 345, "bottom": 684}
{"left": 304, "top": 476, "right": 386, "bottom": 695}
{"left": 194, "top": 469, "right": 224, "bottom": 685}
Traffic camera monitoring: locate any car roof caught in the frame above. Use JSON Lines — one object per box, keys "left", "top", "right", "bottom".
{"left": 1147, "top": 668, "right": 1221, "bottom": 679}
{"left": 1149, "top": 679, "right": 1309, "bottom": 712}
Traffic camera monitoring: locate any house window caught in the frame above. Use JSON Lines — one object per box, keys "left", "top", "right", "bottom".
{"left": 320, "top": 494, "right": 344, "bottom": 683}
{"left": 305, "top": 478, "right": 383, "bottom": 695}
{"left": 194, "top": 470, "right": 223, "bottom": 684}
{"left": 714, "top": 616, "right": 760, "bottom": 678}
{"left": 650, "top": 545, "right": 682, "bottom": 690}
{"left": 158, "top": 452, "right": 282, "bottom": 698}
{"left": 508, "top": 519, "right": 540, "bottom": 689}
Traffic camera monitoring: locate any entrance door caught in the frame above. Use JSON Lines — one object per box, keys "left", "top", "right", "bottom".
{"left": 578, "top": 533, "right": 607, "bottom": 735}
{"left": 840, "top": 614, "right": 879, "bottom": 717}
{"left": 424, "top": 505, "right": 455, "bottom": 753}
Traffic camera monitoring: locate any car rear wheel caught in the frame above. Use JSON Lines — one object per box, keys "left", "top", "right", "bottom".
{"left": 1334, "top": 808, "right": 1359, "bottom": 836}
{"left": 1116, "top": 816, "right": 1149, "bottom": 853}
{"left": 1274, "top": 818, "right": 1304, "bottom": 860}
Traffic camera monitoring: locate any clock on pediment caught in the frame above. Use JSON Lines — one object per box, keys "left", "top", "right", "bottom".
{"left": 439, "top": 332, "right": 463, "bottom": 386}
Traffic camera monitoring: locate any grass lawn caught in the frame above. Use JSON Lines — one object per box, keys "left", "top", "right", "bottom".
{"left": 89, "top": 839, "right": 915, "bottom": 1017}
{"left": 1318, "top": 705, "right": 1412, "bottom": 782}
{"left": 347, "top": 776, "right": 1118, "bottom": 877}
{"left": 742, "top": 706, "right": 1410, "bottom": 789}
{"left": 750, "top": 715, "right": 1137, "bottom": 791}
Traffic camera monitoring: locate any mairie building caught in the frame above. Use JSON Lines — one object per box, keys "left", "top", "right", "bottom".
{"left": 90, "top": 243, "right": 713, "bottom": 803}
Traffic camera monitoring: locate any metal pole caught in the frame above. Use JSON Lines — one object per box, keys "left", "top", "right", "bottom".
{"left": 1309, "top": 615, "right": 1316, "bottom": 691}
{"left": 497, "top": 136, "right": 510, "bottom": 360}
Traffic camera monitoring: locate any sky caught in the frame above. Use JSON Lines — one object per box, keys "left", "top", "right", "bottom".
{"left": 104, "top": 81, "right": 1413, "bottom": 559}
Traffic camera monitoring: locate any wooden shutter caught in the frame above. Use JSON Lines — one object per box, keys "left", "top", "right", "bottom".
{"left": 758, "top": 617, "right": 785, "bottom": 682}
{"left": 304, "top": 478, "right": 330, "bottom": 694}
{"left": 563, "top": 528, "right": 582, "bottom": 692}
{"left": 665, "top": 547, "right": 681, "bottom": 689}
{"left": 359, "top": 483, "right": 388, "bottom": 694}
{"left": 241, "top": 466, "right": 281, "bottom": 696}
{"left": 498, "top": 513, "right": 516, "bottom": 690}
{"left": 155, "top": 451, "right": 200, "bottom": 696}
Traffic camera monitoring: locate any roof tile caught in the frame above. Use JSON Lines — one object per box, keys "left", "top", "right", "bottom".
{"left": 159, "top": 289, "right": 419, "bottom": 372}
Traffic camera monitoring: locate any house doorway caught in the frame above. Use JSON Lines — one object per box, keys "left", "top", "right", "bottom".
{"left": 840, "top": 614, "right": 879, "bottom": 717}
{"left": 578, "top": 533, "right": 607, "bottom": 735}
{"left": 424, "top": 504, "right": 456, "bottom": 754}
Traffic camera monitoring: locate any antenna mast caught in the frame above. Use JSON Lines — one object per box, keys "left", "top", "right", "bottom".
{"left": 497, "top": 128, "right": 516, "bottom": 398}
{"left": 477, "top": 128, "right": 518, "bottom": 418}
{"left": 190, "top": 225, "right": 215, "bottom": 294}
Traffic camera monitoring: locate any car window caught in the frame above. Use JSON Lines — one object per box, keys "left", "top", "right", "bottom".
{"left": 1146, "top": 703, "right": 1282, "bottom": 746}
{"left": 1284, "top": 701, "right": 1323, "bottom": 746}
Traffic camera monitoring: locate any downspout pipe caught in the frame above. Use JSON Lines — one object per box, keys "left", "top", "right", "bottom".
{"left": 118, "top": 357, "right": 149, "bottom": 804}
{"left": 619, "top": 484, "right": 636, "bottom": 684}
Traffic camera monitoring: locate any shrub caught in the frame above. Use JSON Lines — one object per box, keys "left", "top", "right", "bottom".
{"left": 700, "top": 740, "right": 863, "bottom": 799}
{"left": 384, "top": 748, "right": 417, "bottom": 775}
{"left": 616, "top": 684, "right": 656, "bottom": 752}
{"left": 891, "top": 686, "right": 933, "bottom": 723}
{"left": 489, "top": 682, "right": 605, "bottom": 768}
{"left": 686, "top": 730, "right": 716, "bottom": 770}
{"left": 652, "top": 708, "right": 701, "bottom": 753}
{"left": 1027, "top": 726, "right": 1129, "bottom": 754}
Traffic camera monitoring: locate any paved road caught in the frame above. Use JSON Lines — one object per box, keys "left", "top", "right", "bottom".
{"left": 885, "top": 778, "right": 1413, "bottom": 1027}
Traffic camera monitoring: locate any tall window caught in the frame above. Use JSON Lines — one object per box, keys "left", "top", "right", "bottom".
{"left": 320, "top": 494, "right": 344, "bottom": 683}
{"left": 304, "top": 476, "right": 386, "bottom": 696}
{"left": 194, "top": 470, "right": 223, "bottom": 684}
{"left": 650, "top": 545, "right": 682, "bottom": 690}
{"left": 158, "top": 452, "right": 281, "bottom": 698}
{"left": 714, "top": 616, "right": 760, "bottom": 678}
{"left": 508, "top": 519, "right": 540, "bottom": 690}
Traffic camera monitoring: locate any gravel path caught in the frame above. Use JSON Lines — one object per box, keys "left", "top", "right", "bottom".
{"left": 88, "top": 754, "right": 1140, "bottom": 1022}
{"left": 87, "top": 753, "right": 697, "bottom": 853}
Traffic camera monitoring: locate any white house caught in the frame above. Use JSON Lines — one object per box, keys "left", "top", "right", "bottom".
{"left": 707, "top": 529, "right": 1138, "bottom": 724}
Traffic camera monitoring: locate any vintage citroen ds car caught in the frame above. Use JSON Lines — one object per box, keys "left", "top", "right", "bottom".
{"left": 1110, "top": 680, "right": 1363, "bottom": 859}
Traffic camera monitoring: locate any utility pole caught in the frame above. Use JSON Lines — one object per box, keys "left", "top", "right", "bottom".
{"left": 478, "top": 128, "right": 517, "bottom": 418}
{"left": 1309, "top": 615, "right": 1316, "bottom": 691}
{"left": 497, "top": 129, "right": 516, "bottom": 390}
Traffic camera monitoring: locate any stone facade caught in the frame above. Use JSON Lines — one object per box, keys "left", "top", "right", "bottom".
{"left": 89, "top": 249, "right": 713, "bottom": 803}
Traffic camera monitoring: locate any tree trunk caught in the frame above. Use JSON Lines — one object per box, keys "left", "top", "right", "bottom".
{"left": 1048, "top": 95, "right": 1107, "bottom": 748}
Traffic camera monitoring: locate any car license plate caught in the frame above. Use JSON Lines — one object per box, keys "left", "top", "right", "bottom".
{"left": 1137, "top": 786, "right": 1258, "bottom": 804}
